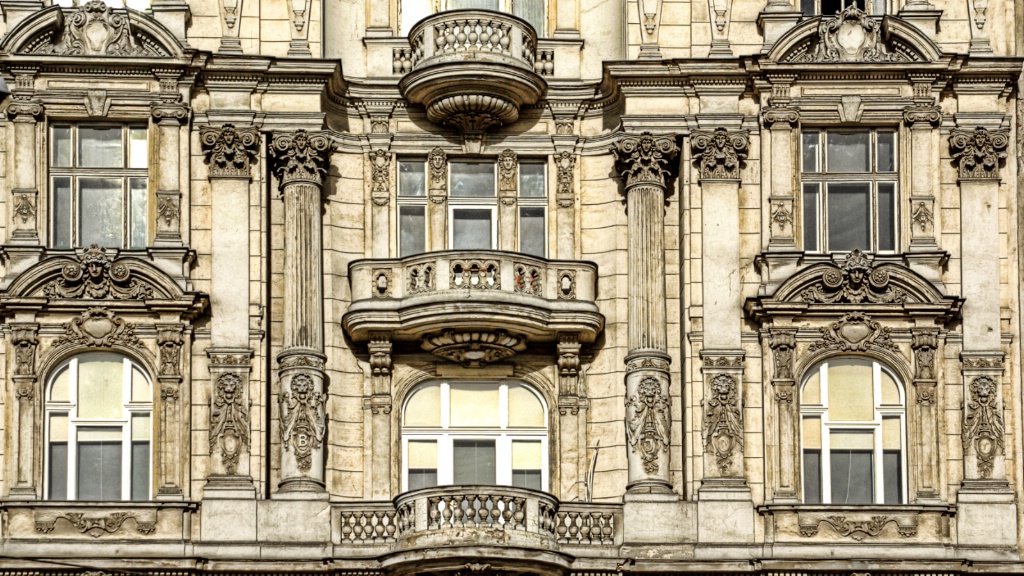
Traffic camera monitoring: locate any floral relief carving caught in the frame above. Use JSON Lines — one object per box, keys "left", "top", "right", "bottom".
{"left": 156, "top": 195, "right": 179, "bottom": 229}
{"left": 555, "top": 151, "right": 575, "bottom": 207}
{"left": 35, "top": 511, "right": 156, "bottom": 537}
{"left": 280, "top": 374, "right": 326, "bottom": 473}
{"left": 769, "top": 330, "right": 797, "bottom": 380}
{"left": 29, "top": 1, "right": 164, "bottom": 57}
{"left": 13, "top": 193, "right": 35, "bottom": 224}
{"left": 911, "top": 201, "right": 933, "bottom": 233}
{"left": 771, "top": 202, "right": 793, "bottom": 231}
{"left": 962, "top": 376, "right": 1004, "bottom": 479}
{"left": 808, "top": 312, "right": 899, "bottom": 354}
{"left": 789, "top": 5, "right": 908, "bottom": 63}
{"left": 800, "top": 249, "right": 906, "bottom": 304}
{"left": 270, "top": 130, "right": 333, "bottom": 188}
{"left": 43, "top": 245, "right": 155, "bottom": 300}
{"left": 157, "top": 327, "right": 183, "bottom": 377}
{"left": 612, "top": 132, "right": 680, "bottom": 190}
{"left": 407, "top": 264, "right": 435, "bottom": 294}
{"left": 625, "top": 355, "right": 670, "bottom": 373}
{"left": 962, "top": 356, "right": 1004, "bottom": 369}
{"left": 278, "top": 355, "right": 325, "bottom": 370}
{"left": 625, "top": 377, "right": 670, "bottom": 474}
{"left": 211, "top": 373, "right": 251, "bottom": 475}
{"left": 54, "top": 308, "right": 141, "bottom": 349}
{"left": 691, "top": 128, "right": 749, "bottom": 181}
{"left": 799, "top": 515, "right": 915, "bottom": 540}
{"left": 369, "top": 148, "right": 391, "bottom": 203}
{"left": 949, "top": 127, "right": 1008, "bottom": 180}
{"left": 200, "top": 124, "right": 260, "bottom": 178}
{"left": 702, "top": 374, "right": 744, "bottom": 474}
{"left": 513, "top": 264, "right": 542, "bottom": 296}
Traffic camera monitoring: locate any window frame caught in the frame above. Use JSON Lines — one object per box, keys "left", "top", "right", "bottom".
{"left": 397, "top": 158, "right": 429, "bottom": 258}
{"left": 800, "top": 128, "right": 898, "bottom": 254}
{"left": 400, "top": 380, "right": 549, "bottom": 492}
{"left": 399, "top": 0, "right": 549, "bottom": 37}
{"left": 43, "top": 353, "right": 154, "bottom": 501}
{"left": 799, "top": 357, "right": 907, "bottom": 505}
{"left": 800, "top": 0, "right": 887, "bottom": 16}
{"left": 516, "top": 159, "right": 548, "bottom": 258}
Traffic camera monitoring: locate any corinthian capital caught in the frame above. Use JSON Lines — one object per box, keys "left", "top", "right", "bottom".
{"left": 269, "top": 130, "right": 333, "bottom": 189}
{"left": 691, "top": 128, "right": 749, "bottom": 181}
{"left": 611, "top": 132, "right": 680, "bottom": 191}
{"left": 200, "top": 124, "right": 260, "bottom": 179}
{"left": 949, "top": 126, "right": 1008, "bottom": 180}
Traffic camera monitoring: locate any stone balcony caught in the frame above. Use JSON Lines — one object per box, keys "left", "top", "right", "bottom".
{"left": 398, "top": 10, "right": 547, "bottom": 137}
{"left": 334, "top": 486, "right": 621, "bottom": 573}
{"left": 343, "top": 251, "right": 603, "bottom": 363}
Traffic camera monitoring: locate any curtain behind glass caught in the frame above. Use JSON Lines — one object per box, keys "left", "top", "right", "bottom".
{"left": 449, "top": 0, "right": 501, "bottom": 9}
{"left": 512, "top": 0, "right": 545, "bottom": 34}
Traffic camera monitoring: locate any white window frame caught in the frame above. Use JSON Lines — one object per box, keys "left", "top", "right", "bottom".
{"left": 401, "top": 381, "right": 549, "bottom": 492}
{"left": 400, "top": 0, "right": 549, "bottom": 37}
{"left": 799, "top": 358, "right": 907, "bottom": 504}
{"left": 516, "top": 160, "right": 548, "bottom": 258}
{"left": 397, "top": 158, "right": 429, "bottom": 258}
{"left": 44, "top": 354, "right": 153, "bottom": 501}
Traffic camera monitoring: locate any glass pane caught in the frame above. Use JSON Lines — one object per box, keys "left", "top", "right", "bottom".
{"left": 827, "top": 360, "right": 874, "bottom": 421}
{"left": 802, "top": 367, "right": 820, "bottom": 404}
{"left": 450, "top": 384, "right": 499, "bottom": 427}
{"left": 128, "top": 128, "right": 148, "bottom": 169}
{"left": 802, "top": 450, "right": 821, "bottom": 503}
{"left": 883, "top": 450, "right": 901, "bottom": 503}
{"left": 821, "top": 0, "right": 842, "bottom": 14}
{"left": 398, "top": 161, "right": 426, "bottom": 197}
{"left": 519, "top": 162, "right": 546, "bottom": 197}
{"left": 408, "top": 440, "right": 438, "bottom": 468}
{"left": 77, "top": 429, "right": 123, "bottom": 500}
{"left": 801, "top": 132, "right": 819, "bottom": 173}
{"left": 131, "top": 367, "right": 151, "bottom": 403}
{"left": 452, "top": 208, "right": 493, "bottom": 250}
{"left": 877, "top": 182, "right": 895, "bottom": 251}
{"left": 450, "top": 162, "right": 495, "bottom": 197}
{"left": 508, "top": 384, "right": 545, "bottom": 427}
{"left": 449, "top": 0, "right": 500, "bottom": 9}
{"left": 880, "top": 370, "right": 900, "bottom": 405}
{"left": 830, "top": 449, "right": 873, "bottom": 503}
{"left": 131, "top": 441, "right": 149, "bottom": 500}
{"left": 53, "top": 126, "right": 72, "bottom": 167}
{"left": 827, "top": 182, "right": 870, "bottom": 252}
{"left": 49, "top": 413, "right": 69, "bottom": 442}
{"left": 453, "top": 439, "right": 497, "bottom": 485}
{"left": 79, "top": 127, "right": 123, "bottom": 168}
{"left": 512, "top": 0, "right": 545, "bottom": 35}
{"left": 79, "top": 177, "right": 124, "bottom": 248}
{"left": 802, "top": 183, "right": 819, "bottom": 252}
{"left": 512, "top": 470, "right": 542, "bottom": 490}
{"left": 826, "top": 132, "right": 870, "bottom": 173}
{"left": 408, "top": 469, "right": 438, "bottom": 490}
{"left": 405, "top": 384, "right": 441, "bottom": 426}
{"left": 132, "top": 414, "right": 151, "bottom": 442}
{"left": 519, "top": 207, "right": 545, "bottom": 257}
{"left": 399, "top": 206, "right": 426, "bottom": 257}
{"left": 512, "top": 440, "right": 542, "bottom": 469}
{"left": 882, "top": 417, "right": 901, "bottom": 450}
{"left": 876, "top": 131, "right": 895, "bottom": 172}
{"left": 129, "top": 178, "right": 147, "bottom": 250}
{"left": 802, "top": 416, "right": 821, "bottom": 449}
{"left": 49, "top": 443, "right": 68, "bottom": 500}
{"left": 77, "top": 354, "right": 125, "bottom": 419}
{"left": 50, "top": 365, "right": 70, "bottom": 402}
{"left": 52, "top": 177, "right": 72, "bottom": 249}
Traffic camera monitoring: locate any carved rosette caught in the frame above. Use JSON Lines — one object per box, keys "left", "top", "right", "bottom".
{"left": 280, "top": 373, "right": 327, "bottom": 473}
{"left": 269, "top": 130, "right": 333, "bottom": 190}
{"left": 369, "top": 149, "right": 391, "bottom": 206}
{"left": 949, "top": 127, "right": 1008, "bottom": 180}
{"left": 625, "top": 376, "right": 670, "bottom": 475}
{"left": 612, "top": 132, "right": 680, "bottom": 192}
{"left": 211, "top": 373, "right": 251, "bottom": 475}
{"left": 43, "top": 245, "right": 156, "bottom": 300}
{"left": 962, "top": 375, "right": 1004, "bottom": 479}
{"left": 200, "top": 124, "right": 260, "bottom": 179}
{"left": 691, "top": 128, "right": 749, "bottom": 181}
{"left": 799, "top": 249, "right": 907, "bottom": 304}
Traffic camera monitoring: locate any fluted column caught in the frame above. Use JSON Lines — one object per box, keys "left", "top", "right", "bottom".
{"left": 270, "top": 130, "right": 333, "bottom": 494}
{"left": 612, "top": 132, "right": 679, "bottom": 493}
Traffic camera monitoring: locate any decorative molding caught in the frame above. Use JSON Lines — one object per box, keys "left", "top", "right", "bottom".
{"left": 771, "top": 202, "right": 793, "bottom": 231}
{"left": 903, "top": 105, "right": 942, "bottom": 126}
{"left": 157, "top": 326, "right": 183, "bottom": 377}
{"left": 557, "top": 333, "right": 581, "bottom": 398}
{"left": 200, "top": 124, "right": 260, "bottom": 179}
{"left": 35, "top": 511, "right": 156, "bottom": 537}
{"left": 370, "top": 115, "right": 390, "bottom": 134}
{"left": 702, "top": 355, "right": 743, "bottom": 367}
{"left": 369, "top": 148, "right": 390, "bottom": 200}
{"left": 555, "top": 119, "right": 574, "bottom": 135}
{"left": 280, "top": 374, "right": 326, "bottom": 473}
{"left": 513, "top": 263, "right": 542, "bottom": 296}
{"left": 962, "top": 355, "right": 1004, "bottom": 369}
{"left": 912, "top": 201, "right": 934, "bottom": 233}
{"left": 555, "top": 151, "right": 575, "bottom": 207}
{"left": 54, "top": 308, "right": 141, "bottom": 349}
{"left": 625, "top": 355, "right": 670, "bottom": 373}
{"left": 30, "top": 1, "right": 165, "bottom": 57}
{"left": 11, "top": 325, "right": 39, "bottom": 377}
{"left": 408, "top": 263, "right": 435, "bottom": 294}
{"left": 800, "top": 249, "right": 907, "bottom": 304}
{"left": 799, "top": 515, "right": 915, "bottom": 540}
{"left": 209, "top": 352, "right": 253, "bottom": 366}
{"left": 625, "top": 376, "right": 670, "bottom": 474}
{"left": 368, "top": 333, "right": 392, "bottom": 395}
{"left": 6, "top": 98, "right": 45, "bottom": 120}
{"left": 762, "top": 106, "right": 800, "bottom": 127}
{"left": 788, "top": 5, "right": 909, "bottom": 63}
{"left": 962, "top": 375, "right": 1004, "bottom": 479}
{"left": 808, "top": 312, "right": 899, "bottom": 354}
{"left": 451, "top": 259, "right": 500, "bottom": 289}
{"left": 691, "top": 128, "right": 748, "bottom": 181}
{"left": 949, "top": 127, "right": 1008, "bottom": 180}
{"left": 43, "top": 245, "right": 155, "bottom": 300}
{"left": 156, "top": 194, "right": 179, "bottom": 230}
{"left": 498, "top": 149, "right": 518, "bottom": 193}
{"left": 420, "top": 330, "right": 527, "bottom": 368}
{"left": 428, "top": 147, "right": 448, "bottom": 193}
{"left": 150, "top": 103, "right": 189, "bottom": 123}
{"left": 702, "top": 373, "right": 744, "bottom": 474}
{"left": 372, "top": 269, "right": 392, "bottom": 299}
{"left": 912, "top": 331, "right": 938, "bottom": 380}
{"left": 210, "top": 373, "right": 251, "bottom": 475}
{"left": 278, "top": 354, "right": 325, "bottom": 370}
{"left": 269, "top": 130, "right": 333, "bottom": 189}
{"left": 769, "top": 329, "right": 797, "bottom": 380}
{"left": 612, "top": 132, "right": 680, "bottom": 191}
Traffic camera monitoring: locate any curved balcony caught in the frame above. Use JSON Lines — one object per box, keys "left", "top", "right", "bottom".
{"left": 399, "top": 10, "right": 546, "bottom": 135}
{"left": 343, "top": 251, "right": 603, "bottom": 363}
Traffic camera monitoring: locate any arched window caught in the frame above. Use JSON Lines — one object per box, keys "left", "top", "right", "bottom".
{"left": 400, "top": 0, "right": 548, "bottom": 37}
{"left": 44, "top": 352, "right": 153, "bottom": 500}
{"left": 800, "top": 358, "right": 905, "bottom": 504}
{"left": 402, "top": 381, "right": 548, "bottom": 491}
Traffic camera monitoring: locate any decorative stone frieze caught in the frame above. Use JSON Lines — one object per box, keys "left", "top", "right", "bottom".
{"left": 949, "top": 127, "right": 1008, "bottom": 180}
{"left": 799, "top": 250, "right": 907, "bottom": 304}
{"left": 625, "top": 376, "right": 670, "bottom": 475}
{"left": 420, "top": 330, "right": 527, "bottom": 368}
{"left": 280, "top": 374, "right": 327, "bottom": 473}
{"left": 200, "top": 124, "right": 260, "bottom": 179}
{"left": 29, "top": 1, "right": 165, "bottom": 57}
{"left": 799, "top": 514, "right": 916, "bottom": 540}
{"left": 35, "top": 510, "right": 157, "bottom": 537}
{"left": 43, "top": 245, "right": 155, "bottom": 300}
{"left": 788, "top": 5, "right": 909, "bottom": 63}
{"left": 808, "top": 312, "right": 898, "bottom": 354}
{"left": 962, "top": 375, "right": 1004, "bottom": 479}
{"left": 702, "top": 373, "right": 744, "bottom": 475}
{"left": 691, "top": 128, "right": 748, "bottom": 181}
{"left": 270, "top": 130, "right": 333, "bottom": 189}
{"left": 210, "top": 373, "right": 251, "bottom": 476}
{"left": 53, "top": 308, "right": 141, "bottom": 349}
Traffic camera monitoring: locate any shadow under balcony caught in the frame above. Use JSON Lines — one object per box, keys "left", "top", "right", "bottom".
{"left": 398, "top": 10, "right": 546, "bottom": 136}
{"left": 343, "top": 251, "right": 603, "bottom": 364}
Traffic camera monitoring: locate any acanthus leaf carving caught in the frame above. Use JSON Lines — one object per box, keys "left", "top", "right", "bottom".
{"left": 43, "top": 245, "right": 156, "bottom": 300}
{"left": 200, "top": 124, "right": 260, "bottom": 179}
{"left": 808, "top": 312, "right": 899, "bottom": 354}
{"left": 691, "top": 128, "right": 748, "bottom": 181}
{"left": 280, "top": 374, "right": 326, "bottom": 473}
{"left": 11, "top": 325, "right": 39, "bottom": 377}
{"left": 612, "top": 132, "right": 680, "bottom": 191}
{"left": 269, "top": 130, "right": 333, "bottom": 189}
{"left": 799, "top": 515, "right": 914, "bottom": 540}
{"left": 29, "top": 1, "right": 164, "bottom": 57}
{"left": 789, "top": 5, "right": 909, "bottom": 63}
{"left": 800, "top": 249, "right": 907, "bottom": 304}
{"left": 625, "top": 376, "right": 670, "bottom": 474}
{"left": 35, "top": 511, "right": 156, "bottom": 537}
{"left": 962, "top": 375, "right": 1004, "bottom": 479}
{"left": 157, "top": 326, "right": 183, "bottom": 378}
{"left": 949, "top": 127, "right": 1008, "bottom": 180}
{"left": 702, "top": 373, "right": 744, "bottom": 474}
{"left": 211, "top": 372, "right": 251, "bottom": 475}
{"left": 54, "top": 308, "right": 142, "bottom": 349}
{"left": 555, "top": 151, "right": 575, "bottom": 206}
{"left": 369, "top": 148, "right": 391, "bottom": 202}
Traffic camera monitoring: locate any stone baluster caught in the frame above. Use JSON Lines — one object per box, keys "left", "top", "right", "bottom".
{"left": 498, "top": 149, "right": 518, "bottom": 252}
{"left": 156, "top": 324, "right": 186, "bottom": 499}
{"left": 8, "top": 323, "right": 38, "bottom": 499}
{"left": 366, "top": 332, "right": 393, "bottom": 499}
{"left": 427, "top": 148, "right": 448, "bottom": 251}
{"left": 612, "top": 132, "right": 679, "bottom": 493}
{"left": 6, "top": 97, "right": 44, "bottom": 246}
{"left": 768, "top": 328, "right": 798, "bottom": 501}
{"left": 270, "top": 130, "right": 333, "bottom": 493}
{"left": 151, "top": 102, "right": 189, "bottom": 246}
{"left": 761, "top": 108, "right": 799, "bottom": 250}
{"left": 911, "top": 330, "right": 940, "bottom": 501}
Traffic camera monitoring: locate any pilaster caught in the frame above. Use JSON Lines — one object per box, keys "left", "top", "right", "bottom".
{"left": 206, "top": 349, "right": 256, "bottom": 497}
{"left": 553, "top": 147, "right": 577, "bottom": 260}
{"left": 156, "top": 324, "right": 186, "bottom": 500}
{"left": 556, "top": 332, "right": 587, "bottom": 501}
{"left": 767, "top": 328, "right": 798, "bottom": 502}
{"left": 910, "top": 330, "right": 941, "bottom": 502}
{"left": 7, "top": 323, "right": 38, "bottom": 499}
{"left": 498, "top": 149, "right": 518, "bottom": 252}
{"left": 151, "top": 102, "right": 189, "bottom": 247}
{"left": 366, "top": 332, "right": 393, "bottom": 500}
{"left": 762, "top": 107, "right": 799, "bottom": 251}
{"left": 369, "top": 147, "right": 391, "bottom": 258}
{"left": 427, "top": 148, "right": 448, "bottom": 252}
{"left": 6, "top": 97, "right": 44, "bottom": 246}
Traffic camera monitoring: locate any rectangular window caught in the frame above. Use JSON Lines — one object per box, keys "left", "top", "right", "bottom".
{"left": 511, "top": 440, "right": 542, "bottom": 490}
{"left": 801, "top": 129, "right": 898, "bottom": 253}
{"left": 48, "top": 413, "right": 69, "bottom": 500}
{"left": 50, "top": 124, "right": 149, "bottom": 250}
{"left": 453, "top": 439, "right": 497, "bottom": 485}
{"left": 398, "top": 160, "right": 428, "bottom": 257}
{"left": 131, "top": 414, "right": 150, "bottom": 501}
{"left": 829, "top": 430, "right": 874, "bottom": 504}
{"left": 407, "top": 440, "right": 439, "bottom": 490}
{"left": 77, "top": 428, "right": 123, "bottom": 501}
{"left": 449, "top": 162, "right": 496, "bottom": 249}
{"left": 518, "top": 161, "right": 547, "bottom": 257}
